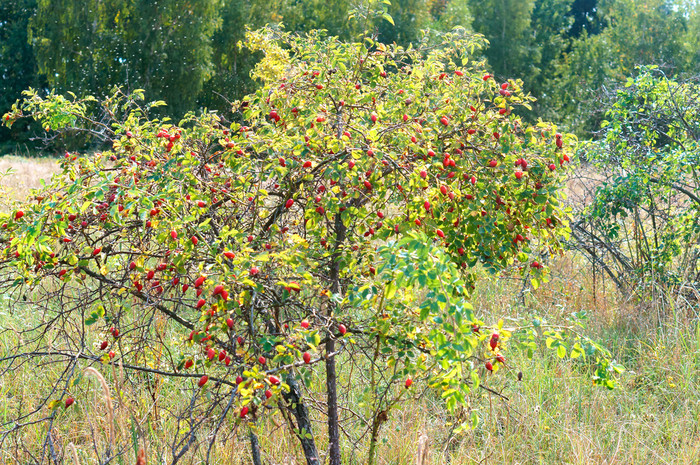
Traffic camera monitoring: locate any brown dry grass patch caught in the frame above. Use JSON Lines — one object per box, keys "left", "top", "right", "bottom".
{"left": 0, "top": 155, "right": 61, "bottom": 209}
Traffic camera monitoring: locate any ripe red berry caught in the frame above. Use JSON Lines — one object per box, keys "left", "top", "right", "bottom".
{"left": 285, "top": 198, "right": 294, "bottom": 209}
{"left": 240, "top": 406, "right": 249, "bottom": 418}
{"left": 258, "top": 355, "right": 266, "bottom": 365}
{"left": 303, "top": 352, "right": 311, "bottom": 364}
{"left": 226, "top": 318, "right": 234, "bottom": 329}
{"left": 265, "top": 389, "right": 272, "bottom": 399}
{"left": 198, "top": 375, "right": 208, "bottom": 387}
{"left": 300, "top": 320, "right": 310, "bottom": 329}
{"left": 489, "top": 333, "right": 499, "bottom": 351}
{"left": 338, "top": 324, "right": 347, "bottom": 335}
{"left": 405, "top": 377, "right": 413, "bottom": 388}
{"left": 65, "top": 397, "right": 75, "bottom": 408}
{"left": 269, "top": 375, "right": 280, "bottom": 385}
{"left": 14, "top": 211, "right": 24, "bottom": 220}
{"left": 100, "top": 340, "right": 108, "bottom": 351}
{"left": 485, "top": 361, "right": 493, "bottom": 372}
{"left": 436, "top": 229, "right": 445, "bottom": 239}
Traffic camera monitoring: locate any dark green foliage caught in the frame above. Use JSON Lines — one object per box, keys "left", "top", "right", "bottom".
{"left": 0, "top": 0, "right": 45, "bottom": 153}
{"left": 29, "top": 0, "right": 221, "bottom": 116}
{"left": 467, "top": 0, "right": 539, "bottom": 81}
{"left": 567, "top": 0, "right": 601, "bottom": 37}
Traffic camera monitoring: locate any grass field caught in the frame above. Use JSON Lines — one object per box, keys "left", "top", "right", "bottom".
{"left": 0, "top": 155, "right": 61, "bottom": 207}
{"left": 1, "top": 156, "right": 699, "bottom": 464}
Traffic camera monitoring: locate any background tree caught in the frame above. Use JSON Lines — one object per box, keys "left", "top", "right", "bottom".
{"left": 29, "top": 0, "right": 221, "bottom": 116}
{"left": 426, "top": 0, "right": 473, "bottom": 31}
{"left": 0, "top": 0, "right": 45, "bottom": 153}
{"left": 549, "top": 0, "right": 691, "bottom": 135}
{"left": 467, "top": 0, "right": 539, "bottom": 82}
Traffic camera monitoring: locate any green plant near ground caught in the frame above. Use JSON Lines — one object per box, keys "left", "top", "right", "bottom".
{"left": 0, "top": 23, "right": 619, "bottom": 464}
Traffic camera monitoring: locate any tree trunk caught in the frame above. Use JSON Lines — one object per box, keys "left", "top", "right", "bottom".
{"left": 326, "top": 341, "right": 341, "bottom": 465}
{"left": 327, "top": 212, "right": 347, "bottom": 465}
{"left": 283, "top": 374, "right": 320, "bottom": 465}
{"left": 250, "top": 428, "right": 263, "bottom": 465}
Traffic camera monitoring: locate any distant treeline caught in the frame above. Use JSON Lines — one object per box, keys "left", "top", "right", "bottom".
{"left": 2, "top": 0, "right": 699, "bottom": 153}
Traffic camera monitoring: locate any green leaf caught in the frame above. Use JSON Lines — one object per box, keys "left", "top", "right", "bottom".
{"left": 557, "top": 345, "right": 566, "bottom": 359}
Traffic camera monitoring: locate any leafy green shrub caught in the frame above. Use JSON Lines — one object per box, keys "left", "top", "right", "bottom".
{"left": 1, "top": 26, "right": 617, "bottom": 463}
{"left": 574, "top": 67, "right": 700, "bottom": 317}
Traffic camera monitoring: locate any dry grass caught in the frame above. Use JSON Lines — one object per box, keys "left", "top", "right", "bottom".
{"left": 0, "top": 155, "right": 61, "bottom": 208}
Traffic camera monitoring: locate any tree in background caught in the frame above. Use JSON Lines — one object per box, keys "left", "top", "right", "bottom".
{"left": 0, "top": 0, "right": 45, "bottom": 152}
{"left": 427, "top": 0, "right": 473, "bottom": 31}
{"left": 550, "top": 0, "right": 693, "bottom": 135}
{"left": 467, "top": 0, "right": 540, "bottom": 83}
{"left": 567, "top": 0, "right": 602, "bottom": 37}
{"left": 29, "top": 0, "right": 221, "bottom": 116}
{"left": 527, "top": 0, "right": 575, "bottom": 118}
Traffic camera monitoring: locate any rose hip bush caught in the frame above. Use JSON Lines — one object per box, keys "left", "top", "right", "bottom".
{"left": 0, "top": 27, "right": 620, "bottom": 464}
